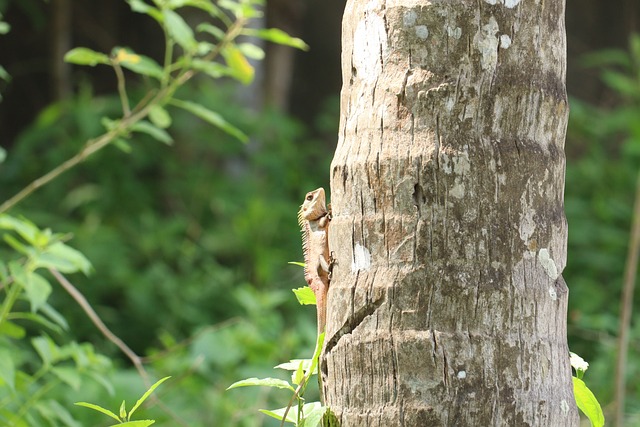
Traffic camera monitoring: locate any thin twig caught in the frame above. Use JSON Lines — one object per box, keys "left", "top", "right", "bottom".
{"left": 48, "top": 268, "right": 150, "bottom": 386}
{"left": 614, "top": 171, "right": 640, "bottom": 427}
{"left": 112, "top": 59, "right": 131, "bottom": 117}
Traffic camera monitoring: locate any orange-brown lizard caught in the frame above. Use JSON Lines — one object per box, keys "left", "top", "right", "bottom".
{"left": 298, "top": 188, "right": 332, "bottom": 334}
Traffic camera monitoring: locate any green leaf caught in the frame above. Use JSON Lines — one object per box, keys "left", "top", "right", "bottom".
{"left": 0, "top": 320, "right": 26, "bottom": 338}
{"left": 131, "top": 120, "right": 174, "bottom": 145}
{"left": 288, "top": 261, "right": 305, "bottom": 268}
{"left": 238, "top": 43, "right": 265, "bottom": 60}
{"left": 258, "top": 407, "right": 297, "bottom": 424}
{"left": 114, "top": 138, "right": 133, "bottom": 153}
{"left": 64, "top": 48, "right": 110, "bottom": 66}
{"left": 52, "top": 367, "right": 82, "bottom": 390}
{"left": 0, "top": 65, "right": 10, "bottom": 82}
{"left": 227, "top": 377, "right": 295, "bottom": 392}
{"left": 170, "top": 99, "right": 248, "bottom": 142}
{"left": 573, "top": 377, "right": 605, "bottom": 427}
{"left": 75, "top": 402, "right": 121, "bottom": 423}
{"left": 601, "top": 70, "right": 639, "bottom": 97}
{"left": 191, "top": 59, "right": 233, "bottom": 79}
{"left": 128, "top": 376, "right": 171, "bottom": 419}
{"left": 149, "top": 105, "right": 172, "bottom": 129}
{"left": 275, "top": 359, "right": 312, "bottom": 372}
{"left": 112, "top": 47, "right": 164, "bottom": 80}
{"left": 39, "top": 241, "right": 93, "bottom": 275}
{"left": 8, "top": 312, "right": 63, "bottom": 335}
{"left": 32, "top": 335, "right": 58, "bottom": 366}
{"left": 112, "top": 421, "right": 155, "bottom": 427}
{"left": 0, "top": 21, "right": 10, "bottom": 35}
{"left": 0, "top": 147, "right": 6, "bottom": 163}
{"left": 126, "top": 0, "right": 163, "bottom": 22}
{"left": 222, "top": 44, "right": 254, "bottom": 85}
{"left": 168, "top": 0, "right": 221, "bottom": 16}
{"left": 243, "top": 28, "right": 309, "bottom": 51}
{"left": 163, "top": 9, "right": 197, "bottom": 51}
{"left": 120, "top": 400, "right": 127, "bottom": 420}
{"left": 0, "top": 215, "right": 40, "bottom": 245}
{"left": 301, "top": 402, "right": 328, "bottom": 427}
{"left": 40, "top": 303, "right": 69, "bottom": 331}
{"left": 293, "top": 286, "right": 316, "bottom": 305}
{"left": 292, "top": 359, "right": 305, "bottom": 385}
{"left": 307, "top": 333, "right": 325, "bottom": 377}
{"left": 22, "top": 272, "right": 51, "bottom": 313}
{"left": 196, "top": 23, "right": 225, "bottom": 40}
{"left": 0, "top": 348, "right": 16, "bottom": 390}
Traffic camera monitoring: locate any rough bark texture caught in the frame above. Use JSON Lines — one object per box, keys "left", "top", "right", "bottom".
{"left": 323, "top": 0, "right": 579, "bottom": 425}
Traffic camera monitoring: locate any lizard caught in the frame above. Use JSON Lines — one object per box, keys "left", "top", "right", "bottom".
{"left": 298, "top": 187, "right": 333, "bottom": 334}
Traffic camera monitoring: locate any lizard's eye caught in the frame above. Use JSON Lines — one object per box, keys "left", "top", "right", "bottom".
{"left": 306, "top": 194, "right": 314, "bottom": 201}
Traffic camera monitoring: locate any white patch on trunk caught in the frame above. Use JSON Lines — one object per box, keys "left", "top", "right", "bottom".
{"left": 352, "top": 243, "right": 372, "bottom": 272}
{"left": 538, "top": 248, "right": 559, "bottom": 280}
{"left": 474, "top": 17, "right": 499, "bottom": 71}
{"left": 519, "top": 206, "right": 536, "bottom": 243}
{"left": 403, "top": 10, "right": 417, "bottom": 27}
{"left": 353, "top": 13, "right": 387, "bottom": 84}
{"left": 499, "top": 34, "right": 512, "bottom": 48}
{"left": 484, "top": 0, "right": 521, "bottom": 7}
{"left": 561, "top": 399, "right": 569, "bottom": 414}
{"left": 447, "top": 26, "right": 462, "bottom": 39}
{"left": 457, "top": 371, "right": 467, "bottom": 379}
{"left": 415, "top": 25, "right": 429, "bottom": 39}
{"left": 548, "top": 286, "right": 558, "bottom": 301}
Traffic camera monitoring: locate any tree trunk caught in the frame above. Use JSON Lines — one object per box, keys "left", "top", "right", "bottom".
{"left": 323, "top": 0, "right": 579, "bottom": 425}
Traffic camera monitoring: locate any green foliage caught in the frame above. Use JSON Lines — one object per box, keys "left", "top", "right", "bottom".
{"left": 76, "top": 376, "right": 170, "bottom": 425}
{"left": 566, "top": 34, "right": 640, "bottom": 420}
{"left": 0, "top": 0, "right": 325, "bottom": 425}
{"left": 228, "top": 331, "right": 327, "bottom": 426}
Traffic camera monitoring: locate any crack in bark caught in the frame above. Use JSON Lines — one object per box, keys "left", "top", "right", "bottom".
{"left": 323, "top": 294, "right": 386, "bottom": 356}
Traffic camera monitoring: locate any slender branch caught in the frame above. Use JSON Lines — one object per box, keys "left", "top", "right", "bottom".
{"left": 49, "top": 268, "right": 150, "bottom": 386}
{"left": 112, "top": 60, "right": 131, "bottom": 117}
{"left": 614, "top": 171, "right": 640, "bottom": 427}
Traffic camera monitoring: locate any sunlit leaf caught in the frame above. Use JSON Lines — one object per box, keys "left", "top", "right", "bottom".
{"left": 0, "top": 320, "right": 26, "bottom": 338}
{"left": 238, "top": 43, "right": 264, "bottom": 60}
{"left": 302, "top": 402, "right": 327, "bottom": 427}
{"left": 75, "top": 402, "right": 121, "bottom": 423}
{"left": 222, "top": 45, "right": 254, "bottom": 85}
{"left": 126, "top": 0, "right": 163, "bottom": 22}
{"left": 243, "top": 28, "right": 309, "bottom": 51}
{"left": 112, "top": 421, "right": 155, "bottom": 427}
{"left": 258, "top": 406, "right": 297, "bottom": 424}
{"left": 170, "top": 99, "right": 248, "bottom": 142}
{"left": 32, "top": 335, "right": 59, "bottom": 366}
{"left": 128, "top": 376, "right": 171, "bottom": 419}
{"left": 111, "top": 47, "right": 164, "bottom": 80}
{"left": 227, "top": 377, "right": 295, "bottom": 392}
{"left": 64, "top": 48, "right": 110, "bottom": 66}
{"left": 275, "top": 359, "right": 312, "bottom": 372}
{"left": 40, "top": 242, "right": 93, "bottom": 275}
{"left": 573, "top": 377, "right": 605, "bottom": 427}
{"left": 120, "top": 400, "right": 127, "bottom": 420}
{"left": 292, "top": 286, "right": 316, "bottom": 305}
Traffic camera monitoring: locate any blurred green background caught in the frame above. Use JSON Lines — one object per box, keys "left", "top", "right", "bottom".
{"left": 0, "top": 0, "right": 639, "bottom": 425}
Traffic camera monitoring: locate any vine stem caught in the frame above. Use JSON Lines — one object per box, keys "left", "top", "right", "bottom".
{"left": 49, "top": 268, "right": 149, "bottom": 385}
{"left": 614, "top": 171, "right": 640, "bottom": 427}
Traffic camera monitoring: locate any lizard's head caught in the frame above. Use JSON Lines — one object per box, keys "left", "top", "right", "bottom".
{"left": 299, "top": 188, "right": 327, "bottom": 221}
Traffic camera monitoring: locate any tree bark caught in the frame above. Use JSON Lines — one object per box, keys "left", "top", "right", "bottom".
{"left": 323, "top": 0, "right": 579, "bottom": 425}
